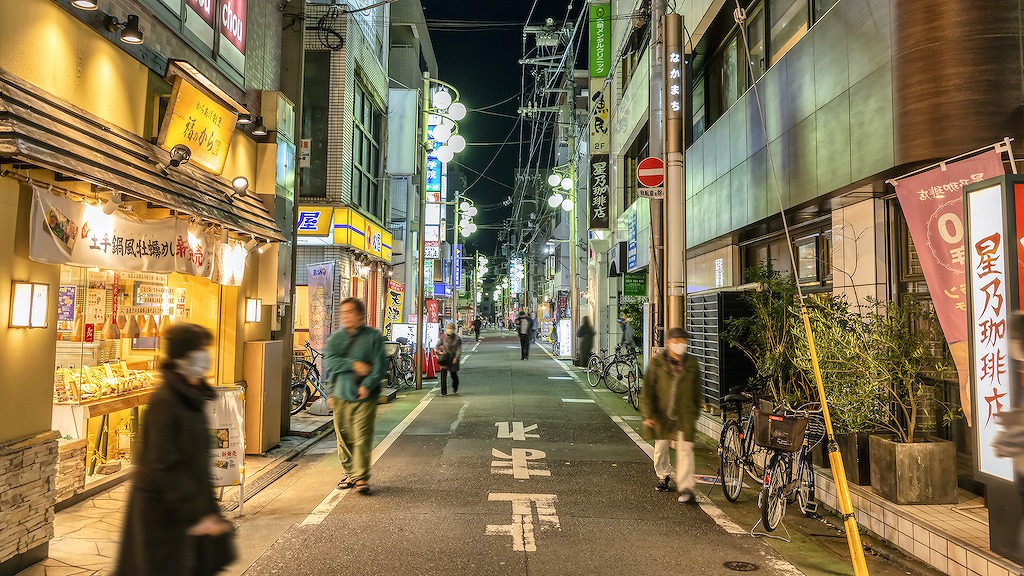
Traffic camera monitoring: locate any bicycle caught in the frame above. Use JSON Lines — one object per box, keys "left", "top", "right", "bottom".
{"left": 755, "top": 402, "right": 825, "bottom": 531}
{"left": 586, "top": 345, "right": 641, "bottom": 392}
{"left": 718, "top": 389, "right": 770, "bottom": 502}
{"left": 290, "top": 342, "right": 332, "bottom": 415}
{"left": 384, "top": 340, "right": 415, "bottom": 389}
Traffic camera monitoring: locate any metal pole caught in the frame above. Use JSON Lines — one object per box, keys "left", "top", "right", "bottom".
{"left": 647, "top": 0, "right": 667, "bottom": 351}
{"left": 453, "top": 196, "right": 460, "bottom": 332}
{"left": 415, "top": 72, "right": 429, "bottom": 390}
{"left": 664, "top": 13, "right": 686, "bottom": 328}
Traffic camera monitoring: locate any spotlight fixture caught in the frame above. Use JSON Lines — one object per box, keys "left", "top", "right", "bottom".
{"left": 251, "top": 117, "right": 268, "bottom": 136}
{"left": 106, "top": 14, "right": 144, "bottom": 44}
{"left": 169, "top": 144, "right": 191, "bottom": 168}
{"left": 102, "top": 192, "right": 123, "bottom": 215}
{"left": 236, "top": 113, "right": 253, "bottom": 125}
{"left": 257, "top": 241, "right": 272, "bottom": 254}
{"left": 231, "top": 176, "right": 249, "bottom": 197}
{"left": 71, "top": 0, "right": 98, "bottom": 9}
{"left": 244, "top": 237, "right": 259, "bottom": 252}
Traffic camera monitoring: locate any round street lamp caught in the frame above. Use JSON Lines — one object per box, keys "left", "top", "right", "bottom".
{"left": 548, "top": 193, "right": 563, "bottom": 208}
{"left": 547, "top": 174, "right": 561, "bottom": 187}
{"left": 561, "top": 177, "right": 573, "bottom": 191}
{"left": 432, "top": 90, "right": 452, "bottom": 110}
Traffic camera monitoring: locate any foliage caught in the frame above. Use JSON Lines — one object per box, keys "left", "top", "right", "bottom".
{"left": 618, "top": 298, "right": 645, "bottom": 336}
{"left": 722, "top": 263, "right": 810, "bottom": 404}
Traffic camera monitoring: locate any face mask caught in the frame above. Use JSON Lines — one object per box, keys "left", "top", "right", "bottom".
{"left": 668, "top": 343, "right": 687, "bottom": 356}
{"left": 178, "top": 349, "right": 212, "bottom": 380}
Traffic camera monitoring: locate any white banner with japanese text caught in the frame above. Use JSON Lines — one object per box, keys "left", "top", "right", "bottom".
{"left": 29, "top": 185, "right": 244, "bottom": 285}
{"left": 307, "top": 261, "right": 335, "bottom": 374}
{"left": 207, "top": 386, "right": 245, "bottom": 487}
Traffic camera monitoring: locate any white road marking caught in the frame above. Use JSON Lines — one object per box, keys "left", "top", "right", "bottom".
{"left": 547, "top": 376, "right": 573, "bottom": 380}
{"left": 496, "top": 422, "right": 540, "bottom": 441}
{"left": 561, "top": 398, "right": 596, "bottom": 404}
{"left": 486, "top": 493, "right": 560, "bottom": 552}
{"left": 300, "top": 391, "right": 435, "bottom": 526}
{"left": 491, "top": 448, "right": 551, "bottom": 479}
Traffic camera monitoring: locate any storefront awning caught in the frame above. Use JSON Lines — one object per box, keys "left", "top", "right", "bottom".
{"left": 0, "top": 68, "right": 284, "bottom": 242}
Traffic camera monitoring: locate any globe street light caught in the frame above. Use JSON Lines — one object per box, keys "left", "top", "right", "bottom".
{"left": 417, "top": 73, "right": 468, "bottom": 389}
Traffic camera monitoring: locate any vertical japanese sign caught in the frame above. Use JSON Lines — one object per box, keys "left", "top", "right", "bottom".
{"left": 58, "top": 286, "right": 76, "bottom": 331}
{"left": 588, "top": 3, "right": 611, "bottom": 77}
{"left": 590, "top": 79, "right": 610, "bottom": 155}
{"left": 454, "top": 244, "right": 463, "bottom": 290}
{"left": 589, "top": 155, "right": 610, "bottom": 229}
{"left": 627, "top": 208, "right": 638, "bottom": 270}
{"left": 306, "top": 262, "right": 334, "bottom": 374}
{"left": 965, "top": 181, "right": 1013, "bottom": 481}
{"left": 207, "top": 386, "right": 244, "bottom": 487}
{"left": 384, "top": 281, "right": 405, "bottom": 339}
{"left": 663, "top": 13, "right": 684, "bottom": 156}
{"left": 218, "top": 0, "right": 247, "bottom": 73}
{"left": 893, "top": 150, "right": 1004, "bottom": 424}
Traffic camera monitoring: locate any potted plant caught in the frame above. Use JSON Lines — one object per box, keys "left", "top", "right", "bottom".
{"left": 858, "top": 298, "right": 958, "bottom": 504}
{"left": 723, "top": 263, "right": 811, "bottom": 403}
{"left": 790, "top": 293, "right": 882, "bottom": 484}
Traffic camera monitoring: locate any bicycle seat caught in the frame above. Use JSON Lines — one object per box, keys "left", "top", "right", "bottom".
{"left": 396, "top": 337, "right": 409, "bottom": 345}
{"left": 720, "top": 391, "right": 753, "bottom": 404}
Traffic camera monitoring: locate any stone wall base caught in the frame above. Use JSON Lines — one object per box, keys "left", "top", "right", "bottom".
{"left": 0, "top": 430, "right": 60, "bottom": 569}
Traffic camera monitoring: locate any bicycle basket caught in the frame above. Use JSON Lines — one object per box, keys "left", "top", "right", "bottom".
{"left": 383, "top": 342, "right": 400, "bottom": 358}
{"left": 753, "top": 409, "right": 808, "bottom": 453}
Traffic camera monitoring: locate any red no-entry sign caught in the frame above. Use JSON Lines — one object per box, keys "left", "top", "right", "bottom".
{"left": 637, "top": 157, "right": 665, "bottom": 188}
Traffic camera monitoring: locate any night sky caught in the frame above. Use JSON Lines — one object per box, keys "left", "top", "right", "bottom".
{"left": 422, "top": 0, "right": 584, "bottom": 259}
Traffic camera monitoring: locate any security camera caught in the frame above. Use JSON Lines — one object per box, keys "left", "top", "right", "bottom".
{"left": 169, "top": 144, "right": 192, "bottom": 168}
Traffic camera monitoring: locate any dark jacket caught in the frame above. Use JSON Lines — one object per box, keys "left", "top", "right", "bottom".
{"left": 115, "top": 369, "right": 220, "bottom": 576}
{"left": 324, "top": 325, "right": 387, "bottom": 402}
{"left": 576, "top": 321, "right": 596, "bottom": 362}
{"left": 437, "top": 332, "right": 463, "bottom": 373}
{"left": 640, "top": 351, "right": 704, "bottom": 441}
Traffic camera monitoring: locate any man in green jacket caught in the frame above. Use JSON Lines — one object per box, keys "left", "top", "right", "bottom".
{"left": 640, "top": 327, "right": 704, "bottom": 503}
{"left": 325, "top": 297, "right": 386, "bottom": 494}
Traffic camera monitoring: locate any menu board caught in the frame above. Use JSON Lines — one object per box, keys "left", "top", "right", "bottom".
{"left": 57, "top": 286, "right": 76, "bottom": 331}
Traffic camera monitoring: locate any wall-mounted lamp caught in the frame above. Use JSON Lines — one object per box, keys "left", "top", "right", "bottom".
{"left": 251, "top": 117, "right": 268, "bottom": 136}
{"left": 257, "top": 241, "right": 272, "bottom": 254}
{"left": 10, "top": 282, "right": 48, "bottom": 328}
{"left": 231, "top": 176, "right": 248, "bottom": 197}
{"left": 244, "top": 237, "right": 259, "bottom": 252}
{"left": 71, "top": 0, "right": 98, "bottom": 9}
{"left": 102, "top": 192, "right": 123, "bottom": 215}
{"left": 106, "top": 14, "right": 144, "bottom": 45}
{"left": 236, "top": 113, "right": 253, "bottom": 125}
{"left": 245, "top": 298, "right": 262, "bottom": 323}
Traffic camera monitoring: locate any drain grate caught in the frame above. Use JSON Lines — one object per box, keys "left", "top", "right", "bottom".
{"left": 220, "top": 461, "right": 297, "bottom": 512}
{"left": 723, "top": 561, "right": 760, "bottom": 572}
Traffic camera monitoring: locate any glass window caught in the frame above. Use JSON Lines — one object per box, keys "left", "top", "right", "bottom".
{"left": 814, "top": 0, "right": 840, "bottom": 21}
{"left": 747, "top": 3, "right": 766, "bottom": 82}
{"left": 352, "top": 81, "right": 382, "bottom": 217}
{"left": 692, "top": 78, "right": 706, "bottom": 139}
{"left": 301, "top": 52, "right": 331, "bottom": 198}
{"left": 794, "top": 236, "right": 818, "bottom": 283}
{"left": 769, "top": 0, "right": 809, "bottom": 64}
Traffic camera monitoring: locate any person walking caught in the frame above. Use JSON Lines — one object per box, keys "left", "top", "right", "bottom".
{"left": 325, "top": 297, "right": 386, "bottom": 495}
{"left": 472, "top": 316, "right": 482, "bottom": 342}
{"left": 640, "top": 327, "right": 704, "bottom": 503}
{"left": 115, "top": 323, "right": 234, "bottom": 576}
{"left": 576, "top": 316, "right": 596, "bottom": 367}
{"left": 436, "top": 322, "right": 463, "bottom": 395}
{"left": 529, "top": 312, "right": 539, "bottom": 344}
{"left": 619, "top": 315, "right": 636, "bottom": 351}
{"left": 517, "top": 310, "right": 532, "bottom": 360}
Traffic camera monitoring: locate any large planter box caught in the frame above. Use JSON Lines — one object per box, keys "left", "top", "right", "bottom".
{"left": 836, "top": 432, "right": 872, "bottom": 486}
{"left": 869, "top": 434, "right": 957, "bottom": 504}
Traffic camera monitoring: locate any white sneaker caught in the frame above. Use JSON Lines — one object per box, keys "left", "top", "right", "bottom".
{"left": 677, "top": 491, "right": 693, "bottom": 503}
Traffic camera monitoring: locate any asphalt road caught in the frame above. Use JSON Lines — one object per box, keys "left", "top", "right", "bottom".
{"left": 233, "top": 332, "right": 936, "bottom": 576}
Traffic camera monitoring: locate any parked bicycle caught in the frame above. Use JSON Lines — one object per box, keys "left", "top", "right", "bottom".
{"left": 718, "top": 389, "right": 770, "bottom": 502}
{"left": 384, "top": 339, "right": 415, "bottom": 389}
{"left": 586, "top": 345, "right": 641, "bottom": 393}
{"left": 755, "top": 402, "right": 825, "bottom": 531}
{"left": 290, "top": 341, "right": 332, "bottom": 415}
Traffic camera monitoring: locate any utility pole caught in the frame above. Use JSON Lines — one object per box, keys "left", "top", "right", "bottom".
{"left": 647, "top": 0, "right": 667, "bottom": 351}
{"left": 663, "top": 13, "right": 686, "bottom": 329}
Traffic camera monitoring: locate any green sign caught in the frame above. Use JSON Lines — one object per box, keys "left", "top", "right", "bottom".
{"left": 623, "top": 271, "right": 646, "bottom": 297}
{"left": 589, "top": 3, "right": 611, "bottom": 77}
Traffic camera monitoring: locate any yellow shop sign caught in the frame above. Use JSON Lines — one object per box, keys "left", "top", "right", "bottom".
{"left": 333, "top": 208, "right": 392, "bottom": 263}
{"left": 296, "top": 206, "right": 334, "bottom": 237}
{"left": 158, "top": 76, "right": 236, "bottom": 174}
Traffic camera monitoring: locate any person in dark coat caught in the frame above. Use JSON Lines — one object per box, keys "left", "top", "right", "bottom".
{"left": 576, "top": 316, "right": 596, "bottom": 367}
{"left": 472, "top": 316, "right": 482, "bottom": 341}
{"left": 436, "top": 322, "right": 463, "bottom": 395}
{"left": 115, "top": 323, "right": 233, "bottom": 576}
{"left": 516, "top": 311, "right": 531, "bottom": 360}
{"left": 640, "top": 327, "right": 704, "bottom": 503}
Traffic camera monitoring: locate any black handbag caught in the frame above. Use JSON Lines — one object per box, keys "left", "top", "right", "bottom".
{"left": 194, "top": 526, "right": 237, "bottom": 575}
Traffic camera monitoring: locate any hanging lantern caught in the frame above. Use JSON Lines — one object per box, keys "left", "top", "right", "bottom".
{"left": 124, "top": 315, "right": 141, "bottom": 338}
{"left": 116, "top": 313, "right": 128, "bottom": 329}
{"left": 103, "top": 317, "right": 121, "bottom": 340}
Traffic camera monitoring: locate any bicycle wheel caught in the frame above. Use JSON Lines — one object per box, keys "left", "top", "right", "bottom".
{"left": 586, "top": 355, "right": 603, "bottom": 387}
{"left": 795, "top": 449, "right": 816, "bottom": 516}
{"left": 604, "top": 361, "right": 632, "bottom": 394}
{"left": 290, "top": 359, "right": 316, "bottom": 414}
{"left": 719, "top": 422, "right": 743, "bottom": 502}
{"left": 760, "top": 453, "right": 790, "bottom": 531}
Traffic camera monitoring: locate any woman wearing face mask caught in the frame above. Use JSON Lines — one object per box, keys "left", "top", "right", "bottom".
{"left": 115, "top": 323, "right": 234, "bottom": 576}
{"left": 640, "top": 327, "right": 704, "bottom": 504}
{"left": 436, "top": 322, "right": 463, "bottom": 396}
